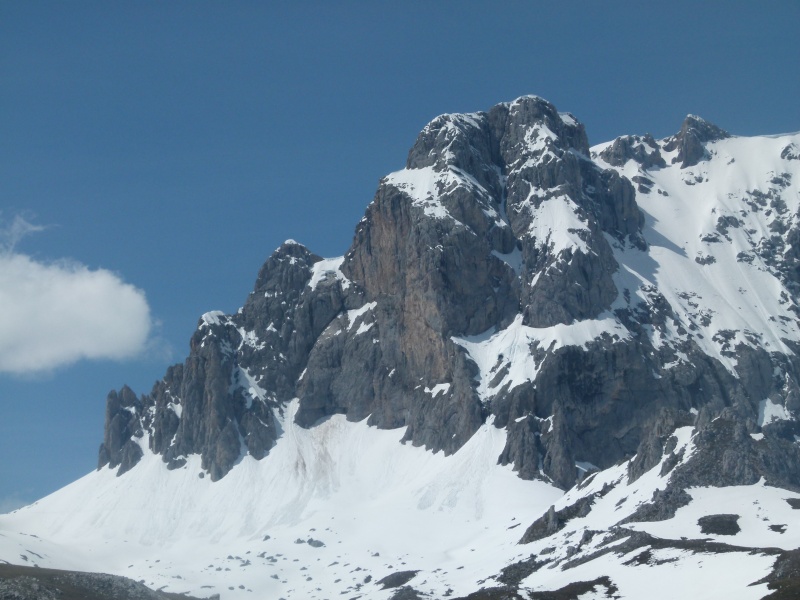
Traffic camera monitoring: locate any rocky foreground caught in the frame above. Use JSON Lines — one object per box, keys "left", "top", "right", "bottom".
{"left": 0, "top": 563, "right": 210, "bottom": 600}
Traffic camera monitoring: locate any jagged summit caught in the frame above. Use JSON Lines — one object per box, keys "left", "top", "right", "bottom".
{"left": 13, "top": 95, "right": 800, "bottom": 599}
{"left": 407, "top": 96, "right": 590, "bottom": 173}
{"left": 680, "top": 113, "right": 730, "bottom": 141}
{"left": 596, "top": 132, "right": 667, "bottom": 170}
{"left": 663, "top": 113, "right": 731, "bottom": 168}
{"left": 596, "top": 113, "right": 731, "bottom": 171}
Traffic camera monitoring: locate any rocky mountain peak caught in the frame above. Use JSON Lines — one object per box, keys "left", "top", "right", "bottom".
{"left": 663, "top": 113, "right": 731, "bottom": 168}
{"left": 405, "top": 96, "right": 589, "bottom": 178}
{"left": 596, "top": 133, "right": 667, "bottom": 169}
{"left": 252, "top": 239, "right": 319, "bottom": 291}
{"left": 96, "top": 96, "right": 652, "bottom": 485}
{"left": 680, "top": 114, "right": 730, "bottom": 142}
{"left": 499, "top": 95, "right": 590, "bottom": 161}
{"left": 95, "top": 97, "right": 800, "bottom": 504}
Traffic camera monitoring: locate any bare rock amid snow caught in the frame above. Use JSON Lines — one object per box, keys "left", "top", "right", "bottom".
{"left": 598, "top": 133, "right": 666, "bottom": 169}
{"left": 98, "top": 385, "right": 144, "bottom": 476}
{"left": 663, "top": 114, "right": 730, "bottom": 168}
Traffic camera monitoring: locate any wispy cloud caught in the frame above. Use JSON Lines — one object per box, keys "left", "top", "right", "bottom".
{"left": 0, "top": 214, "right": 46, "bottom": 253}
{"left": 0, "top": 215, "right": 153, "bottom": 375}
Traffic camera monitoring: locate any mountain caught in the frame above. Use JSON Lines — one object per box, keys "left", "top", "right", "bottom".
{"left": 2, "top": 96, "right": 800, "bottom": 600}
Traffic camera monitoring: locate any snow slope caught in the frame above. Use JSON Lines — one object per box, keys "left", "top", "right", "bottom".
{"left": 596, "top": 130, "right": 800, "bottom": 374}
{"left": 510, "top": 426, "right": 800, "bottom": 599}
{"left": 2, "top": 408, "right": 792, "bottom": 599}
{"left": 0, "top": 401, "right": 561, "bottom": 599}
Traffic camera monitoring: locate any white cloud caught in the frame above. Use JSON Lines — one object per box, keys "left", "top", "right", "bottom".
{"left": 0, "top": 217, "right": 153, "bottom": 375}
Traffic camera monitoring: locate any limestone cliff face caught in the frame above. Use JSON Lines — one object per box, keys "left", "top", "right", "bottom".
{"left": 99, "top": 96, "right": 800, "bottom": 494}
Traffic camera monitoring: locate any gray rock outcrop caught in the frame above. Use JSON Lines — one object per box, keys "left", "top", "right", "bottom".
{"left": 662, "top": 114, "right": 730, "bottom": 168}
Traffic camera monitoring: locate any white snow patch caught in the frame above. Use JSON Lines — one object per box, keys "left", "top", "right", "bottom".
{"left": 356, "top": 321, "right": 374, "bottom": 335}
{"left": 237, "top": 327, "right": 266, "bottom": 350}
{"left": 491, "top": 247, "right": 523, "bottom": 275}
{"left": 347, "top": 301, "right": 377, "bottom": 332}
{"left": 200, "top": 311, "right": 225, "bottom": 327}
{"left": 758, "top": 398, "right": 793, "bottom": 427}
{"left": 575, "top": 461, "right": 598, "bottom": 474}
{"left": 559, "top": 112, "right": 578, "bottom": 127}
{"left": 308, "top": 256, "right": 351, "bottom": 291}
{"left": 522, "top": 122, "right": 558, "bottom": 155}
{"left": 525, "top": 195, "right": 591, "bottom": 255}
{"left": 384, "top": 165, "right": 497, "bottom": 227}
{"left": 424, "top": 383, "right": 451, "bottom": 397}
{"left": 453, "top": 314, "right": 630, "bottom": 400}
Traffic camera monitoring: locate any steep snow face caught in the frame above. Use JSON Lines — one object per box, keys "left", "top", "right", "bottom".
{"left": 0, "top": 401, "right": 561, "bottom": 599}
{"left": 595, "top": 131, "right": 800, "bottom": 374}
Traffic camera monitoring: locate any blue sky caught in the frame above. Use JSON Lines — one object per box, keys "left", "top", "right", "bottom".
{"left": 1, "top": 1, "right": 798, "bottom": 509}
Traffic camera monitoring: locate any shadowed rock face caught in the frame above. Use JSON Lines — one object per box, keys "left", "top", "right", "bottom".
{"left": 98, "top": 386, "right": 143, "bottom": 476}
{"left": 98, "top": 96, "right": 800, "bottom": 494}
{"left": 598, "top": 133, "right": 666, "bottom": 170}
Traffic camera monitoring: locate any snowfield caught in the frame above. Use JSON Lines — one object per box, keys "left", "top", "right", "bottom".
{"left": 0, "top": 401, "right": 562, "bottom": 599}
